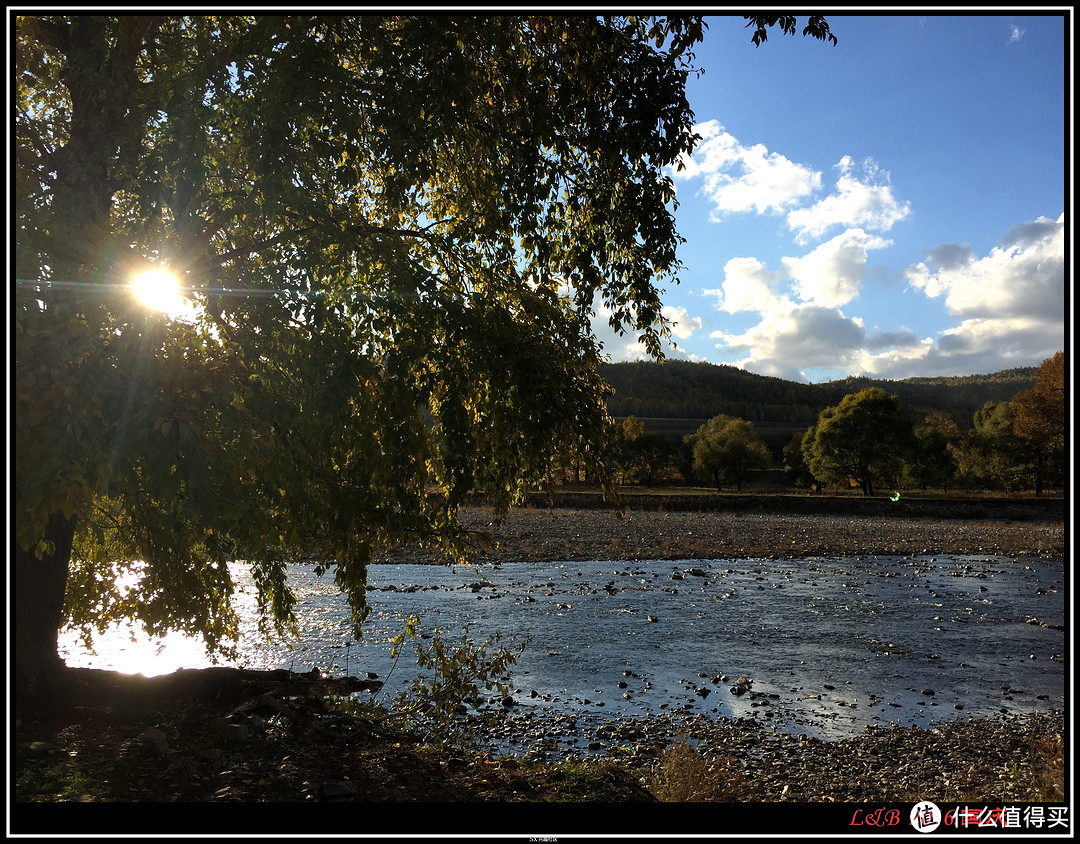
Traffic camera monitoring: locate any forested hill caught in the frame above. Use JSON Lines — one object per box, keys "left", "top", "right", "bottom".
{"left": 602, "top": 359, "right": 1038, "bottom": 440}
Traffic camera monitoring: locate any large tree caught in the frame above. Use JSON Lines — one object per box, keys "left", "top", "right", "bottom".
{"left": 14, "top": 14, "right": 834, "bottom": 708}
{"left": 957, "top": 401, "right": 1028, "bottom": 492}
{"left": 805, "top": 388, "right": 916, "bottom": 496}
{"left": 685, "top": 415, "right": 772, "bottom": 492}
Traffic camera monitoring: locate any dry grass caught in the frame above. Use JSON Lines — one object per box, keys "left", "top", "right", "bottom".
{"left": 648, "top": 734, "right": 764, "bottom": 802}
{"left": 935, "top": 729, "right": 1066, "bottom": 803}
{"left": 1026, "top": 731, "right": 1065, "bottom": 802}
{"left": 643, "top": 721, "right": 1066, "bottom": 803}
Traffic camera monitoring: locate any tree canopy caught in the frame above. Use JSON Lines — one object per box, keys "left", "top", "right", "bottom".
{"left": 1011, "top": 352, "right": 1066, "bottom": 495}
{"left": 804, "top": 388, "right": 916, "bottom": 496}
{"left": 950, "top": 353, "right": 1065, "bottom": 495}
{"left": 743, "top": 15, "right": 837, "bottom": 47}
{"left": 958, "top": 401, "right": 1026, "bottom": 491}
{"left": 13, "top": 14, "right": 837, "bottom": 705}
{"left": 685, "top": 415, "right": 772, "bottom": 492}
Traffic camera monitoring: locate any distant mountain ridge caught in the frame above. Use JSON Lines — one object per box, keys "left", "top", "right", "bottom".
{"left": 601, "top": 359, "right": 1038, "bottom": 448}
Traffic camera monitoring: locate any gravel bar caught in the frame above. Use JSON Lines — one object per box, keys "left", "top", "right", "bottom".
{"left": 377, "top": 505, "right": 1064, "bottom": 565}
{"left": 473, "top": 707, "right": 1065, "bottom": 803}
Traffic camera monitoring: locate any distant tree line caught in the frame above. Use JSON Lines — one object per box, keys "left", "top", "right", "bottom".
{"left": 603, "top": 360, "right": 1038, "bottom": 431}
{"left": 600, "top": 353, "right": 1064, "bottom": 496}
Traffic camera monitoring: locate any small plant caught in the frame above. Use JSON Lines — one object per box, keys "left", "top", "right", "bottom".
{"left": 388, "top": 615, "right": 529, "bottom": 751}
{"left": 648, "top": 734, "right": 763, "bottom": 802}
{"left": 553, "top": 760, "right": 631, "bottom": 801}
{"left": 16, "top": 754, "right": 102, "bottom": 802}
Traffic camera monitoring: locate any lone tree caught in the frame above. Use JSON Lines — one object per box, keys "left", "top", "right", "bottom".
{"left": 804, "top": 388, "right": 916, "bottom": 496}
{"left": 14, "top": 14, "right": 835, "bottom": 709}
{"left": 685, "top": 415, "right": 773, "bottom": 492}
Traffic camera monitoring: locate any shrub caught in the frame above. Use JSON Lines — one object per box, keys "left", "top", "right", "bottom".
{"left": 388, "top": 616, "right": 529, "bottom": 751}
{"left": 649, "top": 734, "right": 763, "bottom": 802}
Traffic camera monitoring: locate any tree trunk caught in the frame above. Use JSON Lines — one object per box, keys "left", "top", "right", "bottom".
{"left": 14, "top": 512, "right": 76, "bottom": 715}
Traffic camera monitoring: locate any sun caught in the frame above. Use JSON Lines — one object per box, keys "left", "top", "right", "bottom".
{"left": 131, "top": 267, "right": 187, "bottom": 316}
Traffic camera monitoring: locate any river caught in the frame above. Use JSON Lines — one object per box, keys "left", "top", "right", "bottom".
{"left": 59, "top": 553, "right": 1066, "bottom": 740}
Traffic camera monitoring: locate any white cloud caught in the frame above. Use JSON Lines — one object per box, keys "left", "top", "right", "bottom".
{"left": 698, "top": 213, "right": 1063, "bottom": 381}
{"left": 673, "top": 120, "right": 821, "bottom": 220}
{"left": 854, "top": 213, "right": 1065, "bottom": 377}
{"left": 704, "top": 257, "right": 786, "bottom": 314}
{"left": 712, "top": 303, "right": 930, "bottom": 382}
{"left": 787, "top": 156, "right": 911, "bottom": 243}
{"left": 700, "top": 226, "right": 899, "bottom": 379}
{"left": 661, "top": 304, "right": 702, "bottom": 339}
{"left": 662, "top": 112, "right": 1062, "bottom": 380}
{"left": 704, "top": 227, "right": 891, "bottom": 318}
{"left": 1008, "top": 24, "right": 1025, "bottom": 44}
{"left": 783, "top": 228, "right": 893, "bottom": 308}
{"left": 905, "top": 213, "right": 1064, "bottom": 322}
{"left": 710, "top": 302, "right": 874, "bottom": 381}
{"left": 857, "top": 316, "right": 1054, "bottom": 380}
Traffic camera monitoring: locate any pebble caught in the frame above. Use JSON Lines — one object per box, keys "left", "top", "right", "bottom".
{"left": 24, "top": 741, "right": 59, "bottom": 759}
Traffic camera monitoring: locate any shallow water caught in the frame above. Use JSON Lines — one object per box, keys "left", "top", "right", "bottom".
{"left": 60, "top": 554, "right": 1066, "bottom": 739}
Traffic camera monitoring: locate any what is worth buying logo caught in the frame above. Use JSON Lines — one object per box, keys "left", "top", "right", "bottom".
{"left": 905, "top": 801, "right": 1069, "bottom": 832}
{"left": 911, "top": 801, "right": 941, "bottom": 833}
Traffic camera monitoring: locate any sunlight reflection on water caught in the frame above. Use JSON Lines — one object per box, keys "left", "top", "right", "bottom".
{"left": 59, "top": 624, "right": 217, "bottom": 676}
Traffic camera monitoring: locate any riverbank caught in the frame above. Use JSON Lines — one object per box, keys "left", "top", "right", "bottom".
{"left": 13, "top": 669, "right": 1065, "bottom": 806}
{"left": 481, "top": 707, "right": 1067, "bottom": 803}
{"left": 376, "top": 501, "right": 1065, "bottom": 566}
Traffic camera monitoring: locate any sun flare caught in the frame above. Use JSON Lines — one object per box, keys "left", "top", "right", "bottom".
{"left": 132, "top": 267, "right": 186, "bottom": 315}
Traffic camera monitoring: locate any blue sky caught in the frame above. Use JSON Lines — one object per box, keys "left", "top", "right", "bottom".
{"left": 593, "top": 13, "right": 1068, "bottom": 383}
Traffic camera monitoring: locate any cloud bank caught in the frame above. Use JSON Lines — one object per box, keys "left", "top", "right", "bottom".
{"left": 638, "top": 120, "right": 1066, "bottom": 382}
{"left": 898, "top": 213, "right": 1065, "bottom": 375}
